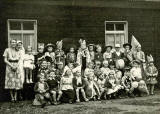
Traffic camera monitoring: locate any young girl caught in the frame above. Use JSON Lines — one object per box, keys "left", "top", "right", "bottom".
{"left": 47, "top": 71, "right": 62, "bottom": 105}
{"left": 88, "top": 44, "right": 95, "bottom": 62}
{"left": 95, "top": 45, "right": 103, "bottom": 62}
{"left": 23, "top": 46, "right": 35, "bottom": 83}
{"left": 66, "top": 47, "right": 76, "bottom": 64}
{"left": 84, "top": 62, "right": 94, "bottom": 79}
{"left": 100, "top": 60, "right": 110, "bottom": 78}
{"left": 44, "top": 43, "right": 55, "bottom": 63}
{"left": 33, "top": 74, "right": 52, "bottom": 108}
{"left": 73, "top": 70, "right": 88, "bottom": 102}
{"left": 145, "top": 55, "right": 158, "bottom": 95}
{"left": 60, "top": 69, "right": 75, "bottom": 103}
{"left": 103, "top": 45, "right": 113, "bottom": 63}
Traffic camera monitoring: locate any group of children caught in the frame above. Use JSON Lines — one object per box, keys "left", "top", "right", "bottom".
{"left": 22, "top": 39, "right": 158, "bottom": 108}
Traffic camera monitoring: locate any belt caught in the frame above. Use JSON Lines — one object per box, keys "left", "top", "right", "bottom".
{"left": 9, "top": 60, "right": 18, "bottom": 63}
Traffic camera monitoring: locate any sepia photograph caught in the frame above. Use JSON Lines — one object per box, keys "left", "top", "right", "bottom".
{"left": 0, "top": 0, "right": 160, "bottom": 114}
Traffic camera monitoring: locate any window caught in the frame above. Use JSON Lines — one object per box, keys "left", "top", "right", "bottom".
{"left": 105, "top": 21, "right": 128, "bottom": 47}
{"left": 8, "top": 19, "right": 37, "bottom": 52}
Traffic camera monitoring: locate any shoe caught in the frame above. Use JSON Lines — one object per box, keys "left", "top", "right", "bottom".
{"left": 76, "top": 99, "right": 80, "bottom": 103}
{"left": 30, "top": 79, "right": 33, "bottom": 83}
{"left": 26, "top": 79, "right": 29, "bottom": 84}
{"left": 69, "top": 100, "right": 73, "bottom": 104}
{"left": 41, "top": 103, "right": 46, "bottom": 108}
{"left": 84, "top": 98, "right": 89, "bottom": 102}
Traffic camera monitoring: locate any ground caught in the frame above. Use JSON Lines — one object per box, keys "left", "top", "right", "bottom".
{"left": 0, "top": 91, "right": 160, "bottom": 114}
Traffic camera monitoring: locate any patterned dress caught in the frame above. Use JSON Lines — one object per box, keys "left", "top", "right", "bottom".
{"left": 3, "top": 48, "right": 23, "bottom": 90}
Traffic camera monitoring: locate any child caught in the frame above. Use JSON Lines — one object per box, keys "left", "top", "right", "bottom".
{"left": 33, "top": 74, "right": 51, "bottom": 108}
{"left": 131, "top": 60, "right": 149, "bottom": 96}
{"left": 73, "top": 70, "right": 88, "bottom": 102}
{"left": 23, "top": 46, "right": 35, "bottom": 83}
{"left": 100, "top": 60, "right": 110, "bottom": 78}
{"left": 122, "top": 67, "right": 134, "bottom": 97}
{"left": 38, "top": 60, "right": 49, "bottom": 80}
{"left": 66, "top": 47, "right": 76, "bottom": 64}
{"left": 97, "top": 74, "right": 108, "bottom": 99}
{"left": 88, "top": 44, "right": 95, "bottom": 62}
{"left": 145, "top": 55, "right": 158, "bottom": 95}
{"left": 35, "top": 45, "right": 45, "bottom": 81}
{"left": 47, "top": 71, "right": 62, "bottom": 105}
{"left": 55, "top": 40, "right": 65, "bottom": 65}
{"left": 84, "top": 62, "right": 94, "bottom": 79}
{"left": 77, "top": 39, "right": 91, "bottom": 72}
{"left": 112, "top": 44, "right": 124, "bottom": 62}
{"left": 103, "top": 45, "right": 113, "bottom": 63}
{"left": 105, "top": 72, "right": 119, "bottom": 99}
{"left": 48, "top": 62, "right": 56, "bottom": 73}
{"left": 85, "top": 72, "right": 100, "bottom": 101}
{"left": 63, "top": 62, "right": 74, "bottom": 78}
{"left": 60, "top": 69, "right": 75, "bottom": 103}
{"left": 44, "top": 43, "right": 55, "bottom": 63}
{"left": 94, "top": 60, "right": 102, "bottom": 81}
{"left": 55, "top": 62, "right": 64, "bottom": 82}
{"left": 95, "top": 45, "right": 103, "bottom": 62}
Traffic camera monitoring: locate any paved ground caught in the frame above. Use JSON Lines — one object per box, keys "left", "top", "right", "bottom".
{"left": 0, "top": 91, "right": 160, "bottom": 114}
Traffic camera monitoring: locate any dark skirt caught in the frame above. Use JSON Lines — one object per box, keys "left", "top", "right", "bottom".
{"left": 61, "top": 89, "right": 75, "bottom": 103}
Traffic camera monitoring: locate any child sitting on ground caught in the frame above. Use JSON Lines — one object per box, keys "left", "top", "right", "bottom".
{"left": 73, "top": 70, "right": 88, "bottom": 102}
{"left": 60, "top": 69, "right": 75, "bottom": 103}
{"left": 97, "top": 74, "right": 108, "bottom": 99}
{"left": 33, "top": 74, "right": 52, "bottom": 108}
{"left": 122, "top": 67, "right": 135, "bottom": 97}
{"left": 85, "top": 72, "right": 100, "bottom": 101}
{"left": 47, "top": 71, "right": 62, "bottom": 105}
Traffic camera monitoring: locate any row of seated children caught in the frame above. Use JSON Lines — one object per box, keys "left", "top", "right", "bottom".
{"left": 33, "top": 57, "right": 158, "bottom": 108}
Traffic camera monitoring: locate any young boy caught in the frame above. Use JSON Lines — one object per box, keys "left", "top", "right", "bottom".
{"left": 33, "top": 74, "right": 51, "bottom": 108}
{"left": 73, "top": 70, "right": 88, "bottom": 102}
{"left": 145, "top": 55, "right": 158, "bottom": 95}
{"left": 47, "top": 71, "right": 62, "bottom": 105}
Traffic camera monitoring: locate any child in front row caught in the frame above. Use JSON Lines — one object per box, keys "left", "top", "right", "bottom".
{"left": 60, "top": 69, "right": 75, "bottom": 104}
{"left": 33, "top": 74, "right": 52, "bottom": 108}
{"left": 73, "top": 70, "right": 88, "bottom": 102}
{"left": 47, "top": 71, "right": 62, "bottom": 105}
{"left": 145, "top": 55, "right": 158, "bottom": 95}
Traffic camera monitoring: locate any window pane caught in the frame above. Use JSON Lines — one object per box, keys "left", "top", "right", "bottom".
{"left": 106, "top": 24, "right": 114, "bottom": 31}
{"left": 10, "top": 21, "right": 21, "bottom": 30}
{"left": 116, "top": 24, "right": 124, "bottom": 31}
{"left": 115, "top": 34, "right": 125, "bottom": 47}
{"left": 10, "top": 34, "right": 22, "bottom": 41}
{"left": 23, "top": 21, "right": 34, "bottom": 30}
{"left": 23, "top": 34, "right": 35, "bottom": 50}
{"left": 105, "top": 34, "right": 115, "bottom": 47}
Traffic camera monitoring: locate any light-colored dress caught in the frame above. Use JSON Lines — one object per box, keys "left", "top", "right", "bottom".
{"left": 23, "top": 54, "right": 35, "bottom": 69}
{"left": 3, "top": 48, "right": 23, "bottom": 90}
{"left": 17, "top": 48, "right": 25, "bottom": 84}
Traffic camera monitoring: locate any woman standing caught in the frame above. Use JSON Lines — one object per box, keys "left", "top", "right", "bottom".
{"left": 16, "top": 41, "right": 25, "bottom": 100}
{"left": 3, "top": 40, "right": 23, "bottom": 102}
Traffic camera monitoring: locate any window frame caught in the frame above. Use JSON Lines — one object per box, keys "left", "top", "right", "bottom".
{"left": 7, "top": 19, "right": 37, "bottom": 51}
{"left": 104, "top": 21, "right": 128, "bottom": 46}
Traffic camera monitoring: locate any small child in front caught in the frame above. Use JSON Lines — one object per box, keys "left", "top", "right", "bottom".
{"left": 73, "top": 70, "right": 88, "bottom": 102}
{"left": 33, "top": 74, "right": 51, "bottom": 108}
